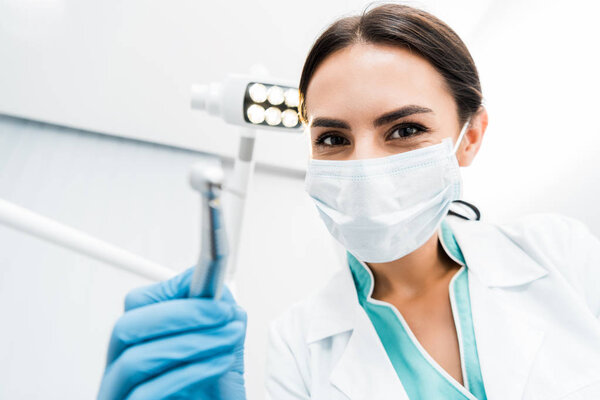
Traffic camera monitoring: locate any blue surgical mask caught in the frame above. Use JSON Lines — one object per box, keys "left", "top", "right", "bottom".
{"left": 304, "top": 122, "right": 469, "bottom": 263}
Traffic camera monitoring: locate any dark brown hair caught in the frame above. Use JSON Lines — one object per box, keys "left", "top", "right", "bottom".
{"left": 299, "top": 3, "right": 482, "bottom": 125}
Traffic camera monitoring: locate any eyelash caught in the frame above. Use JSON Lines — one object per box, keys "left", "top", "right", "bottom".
{"left": 313, "top": 122, "right": 430, "bottom": 148}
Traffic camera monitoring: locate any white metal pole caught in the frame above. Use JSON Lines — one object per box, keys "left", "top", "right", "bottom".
{"left": 222, "top": 127, "right": 257, "bottom": 292}
{"left": 0, "top": 197, "right": 174, "bottom": 282}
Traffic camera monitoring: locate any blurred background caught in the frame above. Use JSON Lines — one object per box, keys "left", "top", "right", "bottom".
{"left": 0, "top": 0, "right": 599, "bottom": 398}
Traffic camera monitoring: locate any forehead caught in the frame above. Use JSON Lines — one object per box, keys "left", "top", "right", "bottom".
{"left": 304, "top": 43, "right": 453, "bottom": 122}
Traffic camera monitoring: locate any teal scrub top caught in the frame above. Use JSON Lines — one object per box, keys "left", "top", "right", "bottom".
{"left": 347, "top": 220, "right": 488, "bottom": 400}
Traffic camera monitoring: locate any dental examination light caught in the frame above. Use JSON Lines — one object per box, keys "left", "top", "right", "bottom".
{"left": 190, "top": 74, "right": 302, "bottom": 292}
{"left": 191, "top": 75, "right": 302, "bottom": 130}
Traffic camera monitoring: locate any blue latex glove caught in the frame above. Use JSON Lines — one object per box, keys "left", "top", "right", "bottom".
{"left": 97, "top": 267, "right": 247, "bottom": 400}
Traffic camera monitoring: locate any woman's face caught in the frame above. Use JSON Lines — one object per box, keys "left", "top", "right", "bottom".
{"left": 304, "top": 43, "right": 484, "bottom": 163}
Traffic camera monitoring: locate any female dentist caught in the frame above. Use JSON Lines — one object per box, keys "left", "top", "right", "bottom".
{"left": 98, "top": 4, "right": 600, "bottom": 399}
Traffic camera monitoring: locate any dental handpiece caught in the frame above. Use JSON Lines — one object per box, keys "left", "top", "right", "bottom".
{"left": 188, "top": 162, "right": 229, "bottom": 300}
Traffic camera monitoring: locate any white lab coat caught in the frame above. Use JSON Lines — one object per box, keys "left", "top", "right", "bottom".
{"left": 265, "top": 213, "right": 600, "bottom": 400}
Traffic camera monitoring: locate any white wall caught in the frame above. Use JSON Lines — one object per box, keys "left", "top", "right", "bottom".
{"left": 0, "top": 115, "right": 342, "bottom": 399}
{"left": 460, "top": 0, "right": 600, "bottom": 232}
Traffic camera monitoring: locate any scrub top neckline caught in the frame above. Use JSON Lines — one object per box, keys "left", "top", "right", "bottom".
{"left": 346, "top": 219, "right": 488, "bottom": 400}
{"left": 354, "top": 259, "right": 472, "bottom": 395}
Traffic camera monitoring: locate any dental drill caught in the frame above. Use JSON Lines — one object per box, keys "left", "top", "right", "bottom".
{"left": 188, "top": 161, "right": 229, "bottom": 299}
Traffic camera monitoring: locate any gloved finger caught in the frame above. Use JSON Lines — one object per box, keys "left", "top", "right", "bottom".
{"left": 99, "top": 320, "right": 245, "bottom": 400}
{"left": 200, "top": 369, "right": 247, "bottom": 400}
{"left": 228, "top": 336, "right": 246, "bottom": 375}
{"left": 233, "top": 305, "right": 248, "bottom": 326}
{"left": 221, "top": 306, "right": 247, "bottom": 375}
{"left": 107, "top": 298, "right": 235, "bottom": 365}
{"left": 219, "top": 285, "right": 236, "bottom": 304}
{"left": 124, "top": 267, "right": 194, "bottom": 312}
{"left": 124, "top": 353, "right": 236, "bottom": 400}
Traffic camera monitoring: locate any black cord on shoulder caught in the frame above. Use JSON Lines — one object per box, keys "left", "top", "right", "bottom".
{"left": 448, "top": 200, "right": 481, "bottom": 221}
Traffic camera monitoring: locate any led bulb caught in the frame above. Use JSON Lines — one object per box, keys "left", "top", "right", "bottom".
{"left": 265, "top": 107, "right": 282, "bottom": 126}
{"left": 284, "top": 88, "right": 299, "bottom": 107}
{"left": 281, "top": 109, "right": 299, "bottom": 128}
{"left": 247, "top": 104, "right": 265, "bottom": 124}
{"left": 248, "top": 83, "right": 267, "bottom": 103}
{"left": 267, "top": 86, "right": 284, "bottom": 105}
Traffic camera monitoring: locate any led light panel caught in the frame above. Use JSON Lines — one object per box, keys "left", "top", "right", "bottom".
{"left": 243, "top": 82, "right": 301, "bottom": 129}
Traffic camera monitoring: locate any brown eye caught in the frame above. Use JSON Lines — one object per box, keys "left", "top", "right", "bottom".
{"left": 388, "top": 124, "right": 427, "bottom": 139}
{"left": 314, "top": 134, "right": 350, "bottom": 147}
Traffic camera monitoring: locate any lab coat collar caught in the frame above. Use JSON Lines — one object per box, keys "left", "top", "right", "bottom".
{"left": 305, "top": 259, "right": 359, "bottom": 344}
{"left": 444, "top": 216, "right": 549, "bottom": 287}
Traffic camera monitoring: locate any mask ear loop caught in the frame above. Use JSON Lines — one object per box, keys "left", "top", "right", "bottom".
{"left": 453, "top": 119, "right": 471, "bottom": 154}
{"left": 448, "top": 118, "right": 481, "bottom": 221}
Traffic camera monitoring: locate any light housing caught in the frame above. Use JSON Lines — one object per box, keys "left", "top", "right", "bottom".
{"left": 191, "top": 75, "right": 302, "bottom": 132}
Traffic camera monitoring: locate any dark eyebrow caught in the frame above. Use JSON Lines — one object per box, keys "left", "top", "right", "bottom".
{"left": 311, "top": 117, "right": 351, "bottom": 130}
{"left": 310, "top": 104, "right": 433, "bottom": 130}
{"left": 373, "top": 105, "right": 434, "bottom": 127}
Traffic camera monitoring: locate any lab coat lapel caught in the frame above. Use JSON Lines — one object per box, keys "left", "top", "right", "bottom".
{"left": 329, "top": 299, "right": 409, "bottom": 400}
{"left": 308, "top": 262, "right": 408, "bottom": 400}
{"left": 448, "top": 217, "right": 548, "bottom": 400}
{"left": 468, "top": 272, "right": 546, "bottom": 400}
